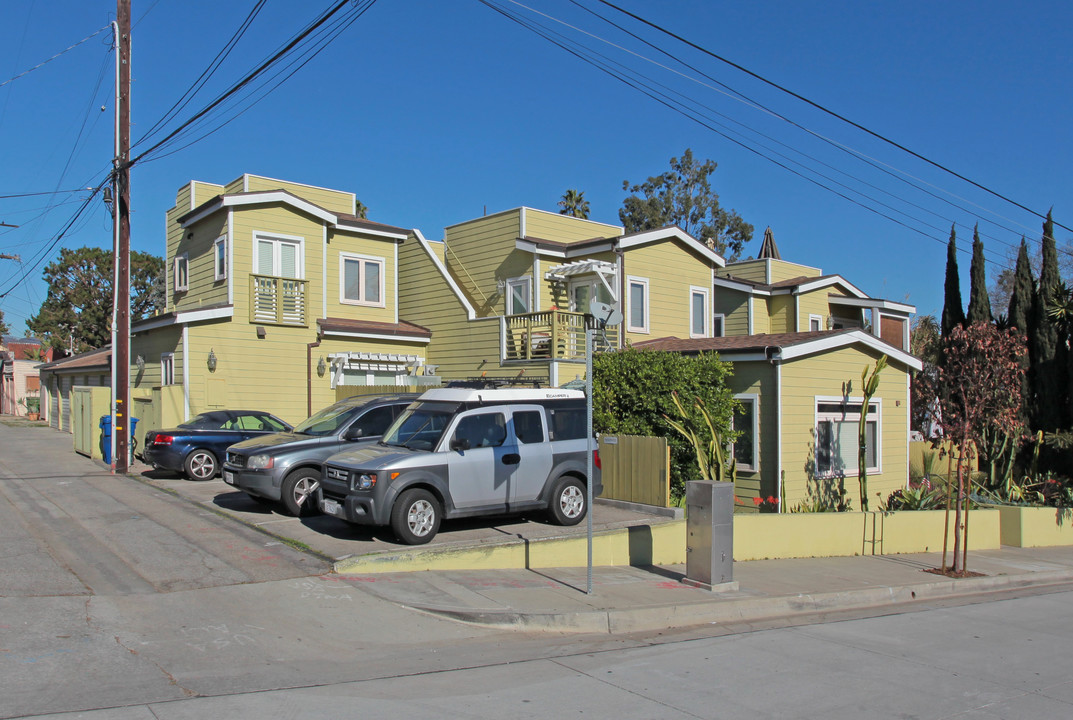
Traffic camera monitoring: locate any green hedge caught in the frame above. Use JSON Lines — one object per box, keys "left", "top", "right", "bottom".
{"left": 592, "top": 348, "right": 736, "bottom": 500}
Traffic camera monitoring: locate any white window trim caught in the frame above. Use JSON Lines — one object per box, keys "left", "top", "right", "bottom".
{"left": 732, "top": 393, "right": 759, "bottom": 472}
{"left": 505, "top": 276, "right": 531, "bottom": 316}
{"left": 809, "top": 314, "right": 823, "bottom": 332}
{"left": 161, "top": 353, "right": 175, "bottom": 386}
{"left": 213, "top": 235, "right": 228, "bottom": 281}
{"left": 173, "top": 254, "right": 189, "bottom": 292}
{"left": 813, "top": 395, "right": 882, "bottom": 478}
{"left": 627, "top": 276, "right": 649, "bottom": 333}
{"left": 689, "top": 286, "right": 710, "bottom": 338}
{"left": 713, "top": 313, "right": 726, "bottom": 337}
{"left": 252, "top": 231, "right": 305, "bottom": 279}
{"left": 339, "top": 251, "right": 386, "bottom": 308}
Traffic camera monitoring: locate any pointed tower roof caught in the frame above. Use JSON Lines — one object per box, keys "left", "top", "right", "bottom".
{"left": 758, "top": 226, "right": 781, "bottom": 260}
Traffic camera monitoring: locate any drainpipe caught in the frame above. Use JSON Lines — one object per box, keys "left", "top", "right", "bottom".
{"left": 307, "top": 338, "right": 321, "bottom": 417}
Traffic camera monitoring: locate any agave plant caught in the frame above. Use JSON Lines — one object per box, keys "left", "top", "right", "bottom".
{"left": 663, "top": 391, "right": 737, "bottom": 484}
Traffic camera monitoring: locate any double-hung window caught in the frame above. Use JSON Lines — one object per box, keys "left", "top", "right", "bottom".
{"left": 340, "top": 253, "right": 384, "bottom": 307}
{"left": 214, "top": 236, "right": 227, "bottom": 281}
{"left": 690, "top": 286, "right": 709, "bottom": 338}
{"left": 815, "top": 398, "right": 880, "bottom": 477}
{"left": 627, "top": 276, "right": 649, "bottom": 333}
{"left": 506, "top": 277, "right": 531, "bottom": 315}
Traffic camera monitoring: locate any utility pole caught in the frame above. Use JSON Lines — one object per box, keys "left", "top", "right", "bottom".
{"left": 0, "top": 254, "right": 21, "bottom": 261}
{"left": 114, "top": 0, "right": 131, "bottom": 473}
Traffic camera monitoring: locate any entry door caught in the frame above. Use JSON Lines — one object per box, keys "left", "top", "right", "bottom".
{"left": 570, "top": 278, "right": 612, "bottom": 314}
{"left": 443, "top": 410, "right": 510, "bottom": 510}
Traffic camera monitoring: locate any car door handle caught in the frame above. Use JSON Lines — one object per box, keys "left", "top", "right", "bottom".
{"left": 502, "top": 453, "right": 520, "bottom": 465}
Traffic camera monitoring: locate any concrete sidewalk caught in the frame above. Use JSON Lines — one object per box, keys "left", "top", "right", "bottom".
{"left": 331, "top": 545, "right": 1073, "bottom": 634}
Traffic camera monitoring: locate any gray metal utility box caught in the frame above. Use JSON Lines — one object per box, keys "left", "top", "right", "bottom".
{"left": 684, "top": 480, "right": 735, "bottom": 590}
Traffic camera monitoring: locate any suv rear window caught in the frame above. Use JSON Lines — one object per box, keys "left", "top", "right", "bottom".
{"left": 550, "top": 408, "right": 586, "bottom": 440}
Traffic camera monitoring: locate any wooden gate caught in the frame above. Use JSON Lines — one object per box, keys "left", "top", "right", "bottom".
{"left": 598, "top": 435, "right": 671, "bottom": 508}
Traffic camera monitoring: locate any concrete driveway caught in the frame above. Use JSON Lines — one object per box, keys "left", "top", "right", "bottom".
{"left": 133, "top": 461, "right": 673, "bottom": 563}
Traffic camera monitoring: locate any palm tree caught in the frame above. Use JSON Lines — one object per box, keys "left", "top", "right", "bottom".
{"left": 558, "top": 189, "right": 590, "bottom": 219}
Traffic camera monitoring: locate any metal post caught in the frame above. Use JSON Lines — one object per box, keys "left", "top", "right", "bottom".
{"left": 585, "top": 325, "right": 594, "bottom": 594}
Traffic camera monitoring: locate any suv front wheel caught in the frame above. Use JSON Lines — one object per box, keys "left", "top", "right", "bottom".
{"left": 391, "top": 488, "right": 442, "bottom": 545}
{"left": 549, "top": 476, "right": 586, "bottom": 526}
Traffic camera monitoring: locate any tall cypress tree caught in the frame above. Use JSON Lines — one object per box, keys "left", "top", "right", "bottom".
{"left": 941, "top": 225, "right": 966, "bottom": 337}
{"left": 1007, "top": 237, "right": 1034, "bottom": 333}
{"left": 966, "top": 224, "right": 992, "bottom": 325}
{"left": 1028, "top": 210, "right": 1065, "bottom": 431}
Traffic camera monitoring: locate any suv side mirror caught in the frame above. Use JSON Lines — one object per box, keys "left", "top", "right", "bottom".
{"left": 450, "top": 437, "right": 470, "bottom": 452}
{"left": 345, "top": 427, "right": 365, "bottom": 440}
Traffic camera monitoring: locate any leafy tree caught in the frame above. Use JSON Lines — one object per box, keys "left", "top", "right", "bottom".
{"left": 966, "top": 225, "right": 992, "bottom": 325}
{"left": 619, "top": 149, "right": 753, "bottom": 261}
{"left": 593, "top": 347, "right": 736, "bottom": 500}
{"left": 354, "top": 200, "right": 368, "bottom": 219}
{"left": 910, "top": 314, "right": 941, "bottom": 364}
{"left": 918, "top": 323, "right": 1026, "bottom": 574}
{"left": 940, "top": 225, "right": 965, "bottom": 337}
{"left": 0, "top": 307, "right": 9, "bottom": 337}
{"left": 27, "top": 247, "right": 165, "bottom": 354}
{"left": 558, "top": 189, "right": 590, "bottom": 219}
{"left": 1007, "top": 237, "right": 1035, "bottom": 333}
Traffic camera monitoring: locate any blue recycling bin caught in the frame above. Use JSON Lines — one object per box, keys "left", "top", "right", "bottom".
{"left": 100, "top": 415, "right": 140, "bottom": 464}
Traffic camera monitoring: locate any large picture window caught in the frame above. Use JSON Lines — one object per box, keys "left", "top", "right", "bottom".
{"left": 340, "top": 253, "right": 384, "bottom": 307}
{"left": 815, "top": 398, "right": 880, "bottom": 477}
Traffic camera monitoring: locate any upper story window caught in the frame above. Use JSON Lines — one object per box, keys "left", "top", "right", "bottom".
{"left": 506, "top": 277, "right": 531, "bottom": 315}
{"left": 627, "top": 276, "right": 649, "bottom": 333}
{"left": 713, "top": 313, "right": 725, "bottom": 337}
{"left": 255, "top": 232, "right": 303, "bottom": 279}
{"left": 174, "top": 254, "right": 189, "bottom": 292}
{"left": 161, "top": 353, "right": 175, "bottom": 386}
{"left": 214, "top": 236, "right": 228, "bottom": 281}
{"left": 809, "top": 314, "right": 823, "bottom": 332}
{"left": 340, "top": 253, "right": 385, "bottom": 307}
{"left": 690, "top": 286, "right": 709, "bottom": 338}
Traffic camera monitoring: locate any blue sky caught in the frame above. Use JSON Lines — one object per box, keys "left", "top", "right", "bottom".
{"left": 2, "top": 0, "right": 1071, "bottom": 336}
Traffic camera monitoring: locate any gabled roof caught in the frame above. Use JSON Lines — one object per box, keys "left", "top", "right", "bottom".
{"left": 177, "top": 189, "right": 409, "bottom": 240}
{"left": 36, "top": 346, "right": 112, "bottom": 373}
{"left": 634, "top": 329, "right": 922, "bottom": 371}
{"left": 713, "top": 272, "right": 868, "bottom": 298}
{"left": 617, "top": 225, "right": 726, "bottom": 267}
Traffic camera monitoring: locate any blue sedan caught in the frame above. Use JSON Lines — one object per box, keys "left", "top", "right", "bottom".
{"left": 142, "top": 410, "right": 292, "bottom": 480}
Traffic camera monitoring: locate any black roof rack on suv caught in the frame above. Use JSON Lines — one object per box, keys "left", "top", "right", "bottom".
{"left": 445, "top": 377, "right": 548, "bottom": 389}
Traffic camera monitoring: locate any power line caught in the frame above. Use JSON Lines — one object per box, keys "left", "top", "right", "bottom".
{"left": 593, "top": 0, "right": 1071, "bottom": 235}
{"left": 0, "top": 25, "right": 112, "bottom": 89}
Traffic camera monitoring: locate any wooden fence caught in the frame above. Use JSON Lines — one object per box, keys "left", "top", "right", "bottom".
{"left": 598, "top": 434, "right": 671, "bottom": 507}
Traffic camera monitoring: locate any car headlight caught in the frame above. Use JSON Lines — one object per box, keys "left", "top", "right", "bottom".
{"left": 247, "top": 454, "right": 275, "bottom": 470}
{"left": 357, "top": 473, "right": 376, "bottom": 490}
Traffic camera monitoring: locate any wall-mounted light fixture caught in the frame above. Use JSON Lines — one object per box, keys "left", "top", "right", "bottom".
{"left": 207, "top": 348, "right": 218, "bottom": 372}
{"left": 317, "top": 356, "right": 327, "bottom": 377}
{"left": 496, "top": 279, "right": 506, "bottom": 294}
{"left": 135, "top": 354, "right": 145, "bottom": 372}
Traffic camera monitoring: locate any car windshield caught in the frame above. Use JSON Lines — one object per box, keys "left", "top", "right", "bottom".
{"left": 381, "top": 404, "right": 454, "bottom": 451}
{"left": 293, "top": 403, "right": 364, "bottom": 436}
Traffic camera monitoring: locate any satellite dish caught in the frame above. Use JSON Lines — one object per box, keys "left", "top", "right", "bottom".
{"left": 589, "top": 301, "right": 623, "bottom": 327}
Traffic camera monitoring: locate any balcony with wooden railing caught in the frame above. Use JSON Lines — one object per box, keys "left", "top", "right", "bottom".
{"left": 249, "top": 274, "right": 307, "bottom": 326}
{"left": 503, "top": 309, "right": 619, "bottom": 361}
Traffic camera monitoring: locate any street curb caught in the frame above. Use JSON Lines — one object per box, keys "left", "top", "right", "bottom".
{"left": 401, "top": 568, "right": 1073, "bottom": 634}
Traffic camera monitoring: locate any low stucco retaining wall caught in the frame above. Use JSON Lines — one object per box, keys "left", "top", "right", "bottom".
{"left": 334, "top": 509, "right": 1003, "bottom": 574}
{"left": 993, "top": 505, "right": 1073, "bottom": 547}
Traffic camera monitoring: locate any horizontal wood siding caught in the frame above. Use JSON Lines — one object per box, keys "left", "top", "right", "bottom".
{"left": 622, "top": 239, "right": 713, "bottom": 343}
{"left": 325, "top": 229, "right": 398, "bottom": 323}
{"left": 797, "top": 290, "right": 831, "bottom": 330}
{"left": 190, "top": 181, "right": 224, "bottom": 208}
{"left": 238, "top": 175, "right": 355, "bottom": 215}
{"left": 172, "top": 215, "right": 228, "bottom": 313}
{"left": 779, "top": 347, "right": 910, "bottom": 512}
{"left": 714, "top": 289, "right": 750, "bottom": 336}
{"left": 444, "top": 210, "right": 520, "bottom": 317}
{"left": 726, "top": 362, "right": 778, "bottom": 512}
{"left": 765, "top": 259, "right": 822, "bottom": 283}
{"left": 522, "top": 208, "right": 620, "bottom": 242}
{"left": 767, "top": 295, "right": 794, "bottom": 334}
{"left": 130, "top": 326, "right": 183, "bottom": 390}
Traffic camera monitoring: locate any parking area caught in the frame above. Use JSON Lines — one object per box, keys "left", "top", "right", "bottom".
{"left": 132, "top": 460, "right": 671, "bottom": 563}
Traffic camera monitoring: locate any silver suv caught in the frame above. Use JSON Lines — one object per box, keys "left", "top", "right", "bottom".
{"left": 223, "top": 394, "right": 417, "bottom": 516}
{"left": 318, "top": 386, "right": 602, "bottom": 544}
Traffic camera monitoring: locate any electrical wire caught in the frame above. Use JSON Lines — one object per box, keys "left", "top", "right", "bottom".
{"left": 0, "top": 25, "right": 111, "bottom": 88}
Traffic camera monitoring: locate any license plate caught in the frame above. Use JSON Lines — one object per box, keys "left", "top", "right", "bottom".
{"left": 322, "top": 498, "right": 341, "bottom": 516}
{"left": 223, "top": 471, "right": 234, "bottom": 485}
